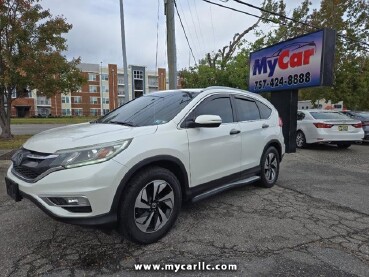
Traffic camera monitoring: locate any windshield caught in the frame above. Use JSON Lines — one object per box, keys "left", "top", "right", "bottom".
{"left": 310, "top": 112, "right": 350, "bottom": 120}
{"left": 97, "top": 90, "right": 200, "bottom": 127}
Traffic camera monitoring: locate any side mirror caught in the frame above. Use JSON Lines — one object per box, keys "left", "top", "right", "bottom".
{"left": 192, "top": 115, "right": 222, "bottom": 128}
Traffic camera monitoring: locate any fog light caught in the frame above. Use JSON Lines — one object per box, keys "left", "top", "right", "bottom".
{"left": 42, "top": 196, "right": 91, "bottom": 207}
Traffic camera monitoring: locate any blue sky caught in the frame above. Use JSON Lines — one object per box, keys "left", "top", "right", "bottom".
{"left": 41, "top": 0, "right": 320, "bottom": 70}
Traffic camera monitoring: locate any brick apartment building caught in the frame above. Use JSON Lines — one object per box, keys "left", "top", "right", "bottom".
{"left": 10, "top": 63, "right": 168, "bottom": 117}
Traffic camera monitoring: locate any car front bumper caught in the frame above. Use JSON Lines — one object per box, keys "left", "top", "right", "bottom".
{"left": 6, "top": 159, "right": 128, "bottom": 226}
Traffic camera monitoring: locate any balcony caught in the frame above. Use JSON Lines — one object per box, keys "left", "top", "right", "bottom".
{"left": 37, "top": 99, "right": 51, "bottom": 106}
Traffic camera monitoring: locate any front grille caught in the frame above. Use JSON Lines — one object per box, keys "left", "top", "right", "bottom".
{"left": 11, "top": 148, "right": 58, "bottom": 182}
{"left": 13, "top": 165, "right": 41, "bottom": 180}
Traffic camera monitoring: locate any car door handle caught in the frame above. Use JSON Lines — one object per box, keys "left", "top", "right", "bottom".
{"left": 262, "top": 124, "right": 269, "bottom": 129}
{"left": 230, "top": 129, "right": 241, "bottom": 135}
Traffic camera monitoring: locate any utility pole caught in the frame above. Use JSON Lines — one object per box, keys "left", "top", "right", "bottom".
{"left": 119, "top": 0, "right": 129, "bottom": 104}
{"left": 165, "top": 0, "right": 177, "bottom": 89}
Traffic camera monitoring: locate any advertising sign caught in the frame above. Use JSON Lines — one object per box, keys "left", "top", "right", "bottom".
{"left": 248, "top": 29, "right": 336, "bottom": 93}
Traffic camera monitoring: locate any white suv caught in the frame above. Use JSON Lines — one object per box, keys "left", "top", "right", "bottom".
{"left": 6, "top": 87, "right": 285, "bottom": 244}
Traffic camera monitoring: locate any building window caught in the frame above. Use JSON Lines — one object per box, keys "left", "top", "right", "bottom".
{"left": 73, "top": 96, "right": 82, "bottom": 104}
{"left": 102, "top": 85, "right": 109, "bottom": 93}
{"left": 118, "top": 78, "right": 124, "bottom": 85}
{"left": 88, "top": 73, "right": 97, "bottom": 81}
{"left": 90, "top": 97, "right": 99, "bottom": 104}
{"left": 11, "top": 89, "right": 17, "bottom": 98}
{"left": 37, "top": 96, "right": 51, "bottom": 105}
{"left": 62, "top": 109, "right": 71, "bottom": 116}
{"left": 101, "top": 74, "right": 109, "bottom": 81}
{"left": 102, "top": 98, "right": 109, "bottom": 104}
{"left": 89, "top": 85, "right": 98, "bottom": 93}
{"left": 72, "top": 109, "right": 83, "bottom": 116}
{"left": 118, "top": 89, "right": 125, "bottom": 96}
{"left": 61, "top": 96, "right": 70, "bottom": 103}
{"left": 148, "top": 76, "right": 158, "bottom": 87}
{"left": 133, "top": 70, "right": 143, "bottom": 79}
{"left": 90, "top": 108, "right": 99, "bottom": 116}
{"left": 103, "top": 109, "right": 110, "bottom": 115}
{"left": 118, "top": 98, "right": 125, "bottom": 106}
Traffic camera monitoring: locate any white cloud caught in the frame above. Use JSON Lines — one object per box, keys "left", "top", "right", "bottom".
{"left": 40, "top": 0, "right": 321, "bottom": 70}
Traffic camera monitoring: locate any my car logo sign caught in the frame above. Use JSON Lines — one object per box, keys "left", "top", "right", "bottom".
{"left": 248, "top": 29, "right": 336, "bottom": 93}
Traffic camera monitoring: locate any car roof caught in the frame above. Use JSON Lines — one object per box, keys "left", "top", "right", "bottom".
{"left": 150, "top": 86, "right": 268, "bottom": 103}
{"left": 157, "top": 86, "right": 262, "bottom": 97}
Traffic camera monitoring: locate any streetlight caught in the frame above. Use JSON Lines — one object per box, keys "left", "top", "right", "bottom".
{"left": 120, "top": 0, "right": 129, "bottom": 99}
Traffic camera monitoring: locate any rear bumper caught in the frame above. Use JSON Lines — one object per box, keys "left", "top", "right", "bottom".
{"left": 308, "top": 131, "right": 364, "bottom": 143}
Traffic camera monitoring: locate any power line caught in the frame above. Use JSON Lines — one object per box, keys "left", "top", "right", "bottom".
{"left": 230, "top": 0, "right": 315, "bottom": 29}
{"left": 201, "top": 0, "right": 281, "bottom": 25}
{"left": 192, "top": 0, "right": 207, "bottom": 51}
{"left": 174, "top": 0, "right": 197, "bottom": 65}
{"left": 186, "top": 0, "right": 203, "bottom": 55}
{"left": 229, "top": 0, "right": 369, "bottom": 50}
{"left": 177, "top": 0, "right": 200, "bottom": 59}
{"left": 203, "top": 0, "right": 369, "bottom": 51}
{"left": 209, "top": 5, "right": 216, "bottom": 50}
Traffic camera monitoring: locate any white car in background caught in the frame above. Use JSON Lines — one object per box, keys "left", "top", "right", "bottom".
{"left": 296, "top": 109, "right": 364, "bottom": 149}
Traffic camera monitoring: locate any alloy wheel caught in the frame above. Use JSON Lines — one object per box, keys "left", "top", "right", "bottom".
{"left": 134, "top": 180, "right": 174, "bottom": 233}
{"left": 296, "top": 132, "right": 304, "bottom": 148}
{"left": 264, "top": 153, "right": 278, "bottom": 183}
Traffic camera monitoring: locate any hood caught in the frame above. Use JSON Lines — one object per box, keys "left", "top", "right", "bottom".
{"left": 23, "top": 123, "right": 157, "bottom": 153}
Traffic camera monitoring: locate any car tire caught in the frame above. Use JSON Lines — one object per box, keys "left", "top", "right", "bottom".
{"left": 296, "top": 131, "right": 307, "bottom": 148}
{"left": 118, "top": 166, "right": 182, "bottom": 244}
{"left": 258, "top": 146, "right": 280, "bottom": 188}
{"left": 337, "top": 143, "right": 351, "bottom": 149}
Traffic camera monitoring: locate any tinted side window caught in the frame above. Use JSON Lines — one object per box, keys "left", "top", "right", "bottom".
{"left": 234, "top": 98, "right": 260, "bottom": 121}
{"left": 256, "top": 101, "right": 272, "bottom": 119}
{"left": 195, "top": 97, "right": 233, "bottom": 123}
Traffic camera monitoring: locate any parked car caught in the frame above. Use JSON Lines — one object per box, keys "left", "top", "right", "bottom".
{"left": 341, "top": 111, "right": 369, "bottom": 141}
{"left": 296, "top": 109, "right": 364, "bottom": 149}
{"left": 6, "top": 87, "right": 285, "bottom": 244}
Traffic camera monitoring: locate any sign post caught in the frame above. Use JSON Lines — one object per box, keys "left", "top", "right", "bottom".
{"left": 248, "top": 28, "right": 336, "bottom": 153}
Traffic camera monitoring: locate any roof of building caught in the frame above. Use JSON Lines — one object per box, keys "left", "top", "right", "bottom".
{"left": 77, "top": 63, "right": 100, "bottom": 73}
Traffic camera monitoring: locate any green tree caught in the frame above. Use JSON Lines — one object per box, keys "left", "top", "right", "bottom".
{"left": 0, "top": 0, "right": 85, "bottom": 138}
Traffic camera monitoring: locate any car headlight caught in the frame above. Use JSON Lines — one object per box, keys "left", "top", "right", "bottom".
{"left": 50, "top": 139, "right": 132, "bottom": 169}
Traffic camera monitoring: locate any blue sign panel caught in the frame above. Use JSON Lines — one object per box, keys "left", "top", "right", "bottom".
{"left": 248, "top": 29, "right": 335, "bottom": 93}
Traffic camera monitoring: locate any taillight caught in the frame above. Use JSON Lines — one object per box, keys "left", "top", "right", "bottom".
{"left": 362, "top": 121, "right": 369, "bottom": 126}
{"left": 313, "top": 122, "right": 333, "bottom": 128}
{"left": 278, "top": 117, "right": 283, "bottom": 127}
{"left": 352, "top": 122, "right": 363, "bottom": 128}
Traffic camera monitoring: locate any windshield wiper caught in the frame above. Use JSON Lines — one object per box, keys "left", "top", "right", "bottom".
{"left": 109, "top": 121, "right": 137, "bottom": 127}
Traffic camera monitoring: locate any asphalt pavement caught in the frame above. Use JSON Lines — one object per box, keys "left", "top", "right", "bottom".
{"left": 0, "top": 144, "right": 368, "bottom": 276}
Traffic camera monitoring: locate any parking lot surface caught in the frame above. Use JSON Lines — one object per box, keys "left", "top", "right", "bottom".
{"left": 1, "top": 144, "right": 368, "bottom": 276}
